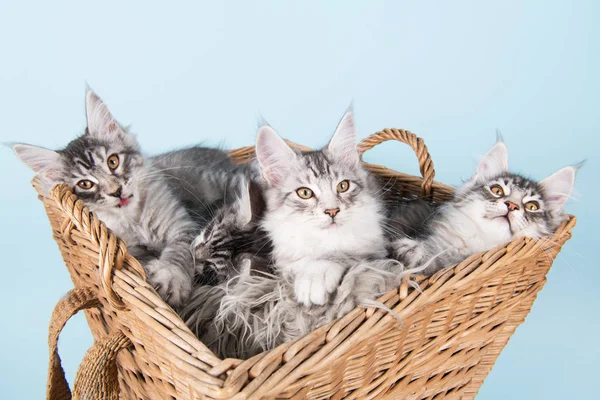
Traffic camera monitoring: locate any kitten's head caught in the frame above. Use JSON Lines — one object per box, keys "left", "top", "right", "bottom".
{"left": 456, "top": 139, "right": 577, "bottom": 240}
{"left": 193, "top": 178, "right": 268, "bottom": 279}
{"left": 255, "top": 111, "right": 384, "bottom": 250}
{"left": 13, "top": 90, "right": 145, "bottom": 215}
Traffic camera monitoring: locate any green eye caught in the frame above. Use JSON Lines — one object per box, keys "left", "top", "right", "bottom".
{"left": 525, "top": 201, "right": 540, "bottom": 211}
{"left": 77, "top": 180, "right": 95, "bottom": 190}
{"left": 337, "top": 180, "right": 350, "bottom": 193}
{"left": 296, "top": 187, "right": 314, "bottom": 199}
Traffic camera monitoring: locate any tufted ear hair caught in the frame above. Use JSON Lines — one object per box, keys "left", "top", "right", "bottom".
{"left": 326, "top": 109, "right": 359, "bottom": 167}
{"left": 540, "top": 165, "right": 579, "bottom": 213}
{"left": 255, "top": 125, "right": 296, "bottom": 186}
{"left": 473, "top": 141, "right": 508, "bottom": 181}
{"left": 11, "top": 143, "right": 63, "bottom": 183}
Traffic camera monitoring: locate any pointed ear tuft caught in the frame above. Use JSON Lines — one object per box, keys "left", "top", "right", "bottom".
{"left": 255, "top": 125, "right": 296, "bottom": 186}
{"left": 326, "top": 110, "right": 359, "bottom": 166}
{"left": 12, "top": 143, "right": 63, "bottom": 182}
{"left": 473, "top": 141, "right": 509, "bottom": 181}
{"left": 540, "top": 165, "right": 578, "bottom": 212}
{"left": 85, "top": 90, "right": 124, "bottom": 138}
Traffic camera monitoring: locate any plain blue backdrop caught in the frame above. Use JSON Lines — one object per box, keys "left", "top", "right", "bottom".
{"left": 1, "top": 1, "right": 598, "bottom": 399}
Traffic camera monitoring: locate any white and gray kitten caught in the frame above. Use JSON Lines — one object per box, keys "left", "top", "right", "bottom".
{"left": 255, "top": 111, "right": 388, "bottom": 306}
{"left": 12, "top": 90, "right": 241, "bottom": 308}
{"left": 393, "top": 139, "right": 578, "bottom": 275}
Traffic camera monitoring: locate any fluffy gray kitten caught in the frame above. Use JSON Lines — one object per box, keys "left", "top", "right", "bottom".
{"left": 255, "top": 111, "right": 389, "bottom": 306}
{"left": 12, "top": 90, "right": 241, "bottom": 308}
{"left": 393, "top": 139, "right": 578, "bottom": 275}
{"left": 192, "top": 177, "right": 273, "bottom": 285}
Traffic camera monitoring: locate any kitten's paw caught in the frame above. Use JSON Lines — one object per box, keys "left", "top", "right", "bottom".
{"left": 145, "top": 260, "right": 192, "bottom": 309}
{"left": 294, "top": 262, "right": 344, "bottom": 306}
{"left": 393, "top": 238, "right": 425, "bottom": 266}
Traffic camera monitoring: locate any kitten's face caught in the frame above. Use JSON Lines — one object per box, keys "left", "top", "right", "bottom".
{"left": 456, "top": 141, "right": 576, "bottom": 240}
{"left": 60, "top": 133, "right": 144, "bottom": 214}
{"left": 13, "top": 90, "right": 145, "bottom": 215}
{"left": 255, "top": 111, "right": 386, "bottom": 258}
{"left": 264, "top": 151, "right": 374, "bottom": 230}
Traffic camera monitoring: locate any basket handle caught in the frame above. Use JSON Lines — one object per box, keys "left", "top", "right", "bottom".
{"left": 47, "top": 287, "right": 131, "bottom": 400}
{"left": 357, "top": 128, "right": 436, "bottom": 197}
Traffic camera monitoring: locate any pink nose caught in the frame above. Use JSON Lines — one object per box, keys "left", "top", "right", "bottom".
{"left": 505, "top": 201, "right": 520, "bottom": 211}
{"left": 324, "top": 208, "right": 340, "bottom": 218}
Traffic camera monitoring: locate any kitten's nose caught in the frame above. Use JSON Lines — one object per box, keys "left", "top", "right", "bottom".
{"left": 324, "top": 208, "right": 340, "bottom": 219}
{"left": 109, "top": 186, "right": 123, "bottom": 198}
{"left": 505, "top": 201, "right": 520, "bottom": 211}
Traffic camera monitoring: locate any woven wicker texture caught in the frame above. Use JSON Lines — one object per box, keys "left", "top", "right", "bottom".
{"left": 38, "top": 129, "right": 575, "bottom": 400}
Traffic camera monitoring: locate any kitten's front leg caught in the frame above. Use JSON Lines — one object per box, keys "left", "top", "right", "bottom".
{"left": 290, "top": 259, "right": 345, "bottom": 306}
{"left": 145, "top": 240, "right": 194, "bottom": 309}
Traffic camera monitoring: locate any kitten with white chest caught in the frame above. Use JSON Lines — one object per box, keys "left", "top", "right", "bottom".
{"left": 255, "top": 111, "right": 388, "bottom": 306}
{"left": 393, "top": 139, "right": 578, "bottom": 275}
{"left": 12, "top": 90, "right": 242, "bottom": 308}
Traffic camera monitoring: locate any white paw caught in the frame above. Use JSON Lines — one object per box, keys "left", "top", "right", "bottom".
{"left": 393, "top": 238, "right": 425, "bottom": 266}
{"left": 293, "top": 261, "right": 344, "bottom": 306}
{"left": 145, "top": 260, "right": 192, "bottom": 309}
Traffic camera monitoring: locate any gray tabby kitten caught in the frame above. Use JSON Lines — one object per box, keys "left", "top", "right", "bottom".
{"left": 12, "top": 90, "right": 240, "bottom": 308}
{"left": 255, "top": 111, "right": 388, "bottom": 306}
{"left": 393, "top": 139, "right": 578, "bottom": 275}
{"left": 192, "top": 177, "right": 273, "bottom": 285}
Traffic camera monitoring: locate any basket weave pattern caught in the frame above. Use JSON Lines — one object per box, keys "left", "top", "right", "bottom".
{"left": 40, "top": 129, "right": 575, "bottom": 400}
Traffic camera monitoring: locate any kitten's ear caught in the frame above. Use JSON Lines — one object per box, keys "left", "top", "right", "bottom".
{"left": 12, "top": 143, "right": 63, "bottom": 182}
{"left": 473, "top": 141, "right": 508, "bottom": 181}
{"left": 85, "top": 90, "right": 127, "bottom": 139}
{"left": 255, "top": 125, "right": 296, "bottom": 186}
{"left": 540, "top": 165, "right": 578, "bottom": 213}
{"left": 237, "top": 179, "right": 266, "bottom": 225}
{"left": 326, "top": 110, "right": 359, "bottom": 166}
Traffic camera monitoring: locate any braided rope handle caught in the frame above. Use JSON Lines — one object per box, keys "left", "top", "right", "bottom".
{"left": 358, "top": 128, "right": 436, "bottom": 197}
{"left": 47, "top": 287, "right": 131, "bottom": 400}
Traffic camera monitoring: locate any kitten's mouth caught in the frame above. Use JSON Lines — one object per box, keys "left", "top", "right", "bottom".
{"left": 117, "top": 195, "right": 134, "bottom": 208}
{"left": 325, "top": 221, "right": 340, "bottom": 229}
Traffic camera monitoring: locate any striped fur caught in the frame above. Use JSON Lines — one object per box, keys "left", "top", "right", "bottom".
{"left": 12, "top": 90, "right": 247, "bottom": 309}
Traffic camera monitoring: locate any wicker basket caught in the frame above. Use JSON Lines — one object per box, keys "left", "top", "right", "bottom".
{"left": 39, "top": 129, "right": 575, "bottom": 400}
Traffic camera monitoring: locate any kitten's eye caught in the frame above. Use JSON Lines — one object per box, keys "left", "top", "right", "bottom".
{"left": 490, "top": 184, "right": 504, "bottom": 197}
{"left": 107, "top": 154, "right": 120, "bottom": 170}
{"left": 524, "top": 201, "right": 540, "bottom": 211}
{"left": 77, "top": 180, "right": 95, "bottom": 190}
{"left": 296, "top": 187, "right": 314, "bottom": 199}
{"left": 337, "top": 180, "right": 350, "bottom": 193}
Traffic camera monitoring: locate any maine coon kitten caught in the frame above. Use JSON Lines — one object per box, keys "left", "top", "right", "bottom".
{"left": 393, "top": 139, "right": 578, "bottom": 275}
{"left": 255, "top": 111, "right": 388, "bottom": 306}
{"left": 12, "top": 90, "right": 239, "bottom": 308}
{"left": 192, "top": 177, "right": 273, "bottom": 284}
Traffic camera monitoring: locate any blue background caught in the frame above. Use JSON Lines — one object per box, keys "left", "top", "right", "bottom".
{"left": 0, "top": 1, "right": 598, "bottom": 398}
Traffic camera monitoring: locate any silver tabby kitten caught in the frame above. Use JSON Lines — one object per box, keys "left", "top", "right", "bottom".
{"left": 192, "top": 177, "right": 273, "bottom": 285}
{"left": 12, "top": 90, "right": 241, "bottom": 308}
{"left": 183, "top": 178, "right": 405, "bottom": 358}
{"left": 255, "top": 111, "right": 388, "bottom": 306}
{"left": 393, "top": 139, "right": 578, "bottom": 275}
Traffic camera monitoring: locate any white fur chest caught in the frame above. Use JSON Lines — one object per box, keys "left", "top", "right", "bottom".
{"left": 262, "top": 204, "right": 387, "bottom": 265}
{"left": 435, "top": 203, "right": 512, "bottom": 255}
